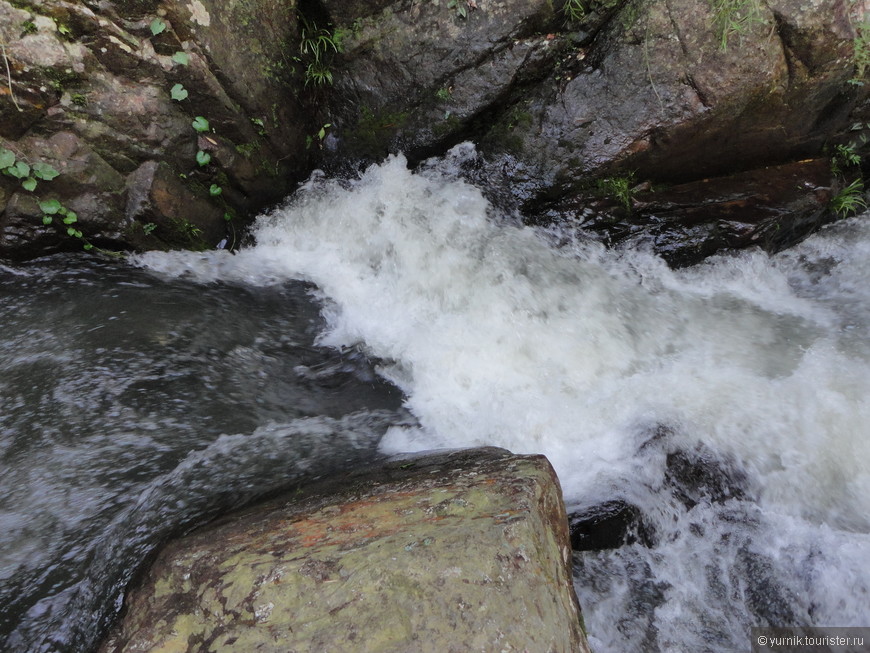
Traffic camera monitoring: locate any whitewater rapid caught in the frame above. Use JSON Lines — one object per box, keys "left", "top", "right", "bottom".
{"left": 138, "top": 145, "right": 870, "bottom": 652}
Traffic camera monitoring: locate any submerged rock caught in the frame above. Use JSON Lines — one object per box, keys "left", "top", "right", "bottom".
{"left": 98, "top": 447, "right": 590, "bottom": 653}
{"left": 569, "top": 500, "right": 656, "bottom": 551}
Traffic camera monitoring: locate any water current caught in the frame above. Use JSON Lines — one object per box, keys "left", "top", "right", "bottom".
{"left": 1, "top": 145, "right": 868, "bottom": 652}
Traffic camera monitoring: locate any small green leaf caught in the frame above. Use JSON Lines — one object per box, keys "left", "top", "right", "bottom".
{"left": 209, "top": 184, "right": 222, "bottom": 197}
{"left": 42, "top": 215, "right": 53, "bottom": 225}
{"left": 74, "top": 229, "right": 83, "bottom": 238}
{"left": 171, "top": 51, "right": 189, "bottom": 66}
{"left": 32, "top": 162, "right": 60, "bottom": 180}
{"left": 195, "top": 150, "right": 211, "bottom": 166}
{"left": 83, "top": 243, "right": 94, "bottom": 251}
{"left": 192, "top": 116, "right": 210, "bottom": 132}
{"left": 62, "top": 212, "right": 78, "bottom": 225}
{"left": 6, "top": 161, "right": 29, "bottom": 179}
{"left": 170, "top": 83, "right": 188, "bottom": 101}
{"left": 21, "top": 177, "right": 37, "bottom": 191}
{"left": 67, "top": 227, "right": 77, "bottom": 236}
{"left": 150, "top": 18, "right": 166, "bottom": 35}
{"left": 39, "top": 199, "right": 63, "bottom": 214}
{"left": 0, "top": 149, "right": 15, "bottom": 169}
{"left": 223, "top": 212, "right": 233, "bottom": 221}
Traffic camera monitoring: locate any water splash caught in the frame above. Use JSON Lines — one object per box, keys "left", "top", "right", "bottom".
{"left": 139, "top": 145, "right": 870, "bottom": 651}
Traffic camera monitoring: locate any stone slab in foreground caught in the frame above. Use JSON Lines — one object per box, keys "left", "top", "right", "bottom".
{"left": 99, "top": 447, "right": 589, "bottom": 653}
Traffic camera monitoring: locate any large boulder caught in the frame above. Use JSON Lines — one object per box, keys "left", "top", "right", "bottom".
{"left": 98, "top": 447, "right": 590, "bottom": 653}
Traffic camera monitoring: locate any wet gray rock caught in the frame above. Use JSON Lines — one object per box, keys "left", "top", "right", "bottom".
{"left": 99, "top": 448, "right": 591, "bottom": 653}
{"left": 0, "top": 0, "right": 308, "bottom": 259}
{"left": 317, "top": 0, "right": 865, "bottom": 262}
{"left": 0, "top": 0, "right": 866, "bottom": 262}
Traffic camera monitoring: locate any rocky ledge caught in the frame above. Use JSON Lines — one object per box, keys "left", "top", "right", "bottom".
{"left": 98, "top": 447, "right": 590, "bottom": 653}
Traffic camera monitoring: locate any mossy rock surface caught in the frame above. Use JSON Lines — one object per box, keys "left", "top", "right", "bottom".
{"left": 98, "top": 447, "right": 590, "bottom": 653}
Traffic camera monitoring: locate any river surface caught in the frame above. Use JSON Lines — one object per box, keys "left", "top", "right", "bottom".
{"left": 1, "top": 146, "right": 869, "bottom": 652}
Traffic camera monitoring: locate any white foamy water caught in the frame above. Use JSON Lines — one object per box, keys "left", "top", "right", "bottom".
{"left": 138, "top": 146, "right": 870, "bottom": 652}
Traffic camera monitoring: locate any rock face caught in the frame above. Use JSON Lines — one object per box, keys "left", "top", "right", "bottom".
{"left": 320, "top": 0, "right": 868, "bottom": 263}
{"left": 98, "top": 447, "right": 590, "bottom": 653}
{"left": 0, "top": 0, "right": 309, "bottom": 259}
{"left": 0, "top": 0, "right": 867, "bottom": 262}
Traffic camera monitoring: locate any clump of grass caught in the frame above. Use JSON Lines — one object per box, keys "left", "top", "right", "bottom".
{"left": 709, "top": 0, "right": 762, "bottom": 50}
{"left": 831, "top": 179, "right": 867, "bottom": 217}
{"left": 850, "top": 20, "right": 870, "bottom": 85}
{"left": 564, "top": 0, "right": 586, "bottom": 22}
{"left": 597, "top": 172, "right": 636, "bottom": 212}
{"left": 299, "top": 15, "right": 341, "bottom": 86}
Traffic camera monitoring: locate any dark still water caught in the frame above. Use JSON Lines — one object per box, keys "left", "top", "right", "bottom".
{"left": 0, "top": 256, "right": 409, "bottom": 652}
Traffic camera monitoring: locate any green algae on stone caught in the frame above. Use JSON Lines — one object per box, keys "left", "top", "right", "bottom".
{"left": 98, "top": 448, "right": 591, "bottom": 653}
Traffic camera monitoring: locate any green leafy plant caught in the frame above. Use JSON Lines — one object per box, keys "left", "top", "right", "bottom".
{"left": 209, "top": 184, "right": 222, "bottom": 197}
{"left": 235, "top": 142, "right": 259, "bottom": 157}
{"left": 0, "top": 149, "right": 58, "bottom": 192}
{"left": 304, "top": 62, "right": 333, "bottom": 86}
{"left": 306, "top": 123, "right": 332, "bottom": 149}
{"left": 250, "top": 117, "right": 267, "bottom": 136}
{"left": 708, "top": 0, "right": 762, "bottom": 50}
{"left": 850, "top": 20, "right": 870, "bottom": 84}
{"left": 598, "top": 173, "right": 636, "bottom": 212}
{"left": 32, "top": 162, "right": 60, "bottom": 181}
{"left": 171, "top": 51, "right": 189, "bottom": 66}
{"left": 142, "top": 222, "right": 157, "bottom": 235}
{"left": 831, "top": 178, "right": 867, "bottom": 217}
{"left": 39, "top": 197, "right": 97, "bottom": 249}
{"left": 5, "top": 160, "right": 29, "bottom": 179}
{"left": 435, "top": 87, "right": 451, "bottom": 101}
{"left": 20, "top": 20, "right": 37, "bottom": 36}
{"left": 195, "top": 150, "right": 211, "bottom": 166}
{"left": 447, "top": 0, "right": 469, "bottom": 19}
{"left": 170, "top": 83, "right": 188, "bottom": 101}
{"left": 0, "top": 151, "right": 105, "bottom": 251}
{"left": 833, "top": 143, "right": 862, "bottom": 176}
{"left": 299, "top": 15, "right": 341, "bottom": 86}
{"left": 170, "top": 218, "right": 204, "bottom": 243}
{"left": 564, "top": 0, "right": 586, "bottom": 22}
{"left": 192, "top": 116, "right": 210, "bottom": 132}
{"left": 150, "top": 18, "right": 166, "bottom": 36}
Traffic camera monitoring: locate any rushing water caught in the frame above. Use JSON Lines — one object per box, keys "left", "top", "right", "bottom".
{"left": 2, "top": 145, "right": 869, "bottom": 652}
{"left": 0, "top": 258, "right": 409, "bottom": 652}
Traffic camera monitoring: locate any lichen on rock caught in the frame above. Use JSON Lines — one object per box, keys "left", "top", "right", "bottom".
{"left": 98, "top": 448, "right": 591, "bottom": 653}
